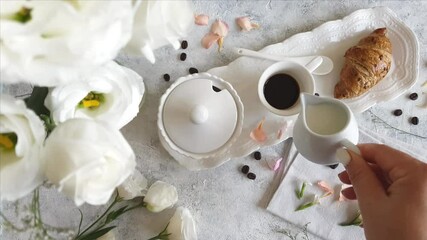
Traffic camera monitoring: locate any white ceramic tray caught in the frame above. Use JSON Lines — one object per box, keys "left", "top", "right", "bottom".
{"left": 187, "top": 7, "right": 420, "bottom": 169}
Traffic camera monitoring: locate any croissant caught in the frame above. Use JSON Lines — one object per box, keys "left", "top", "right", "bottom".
{"left": 334, "top": 28, "right": 392, "bottom": 99}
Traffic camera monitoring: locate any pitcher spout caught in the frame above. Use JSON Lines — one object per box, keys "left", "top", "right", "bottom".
{"left": 299, "top": 92, "right": 319, "bottom": 121}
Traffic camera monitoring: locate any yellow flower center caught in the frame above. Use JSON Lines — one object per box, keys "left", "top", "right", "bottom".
{"left": 0, "top": 133, "right": 17, "bottom": 150}
{"left": 12, "top": 6, "right": 32, "bottom": 23}
{"left": 78, "top": 92, "right": 105, "bottom": 110}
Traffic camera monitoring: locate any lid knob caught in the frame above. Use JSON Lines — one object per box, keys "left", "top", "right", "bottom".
{"left": 190, "top": 105, "right": 209, "bottom": 124}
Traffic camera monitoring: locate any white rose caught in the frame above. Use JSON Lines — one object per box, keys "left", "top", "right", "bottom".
{"left": 117, "top": 169, "right": 148, "bottom": 200}
{"left": 44, "top": 61, "right": 145, "bottom": 129}
{"left": 0, "top": 1, "right": 134, "bottom": 86}
{"left": 0, "top": 95, "right": 46, "bottom": 201}
{"left": 144, "top": 181, "right": 178, "bottom": 212}
{"left": 125, "top": 0, "right": 193, "bottom": 63}
{"left": 167, "top": 207, "right": 198, "bottom": 240}
{"left": 42, "top": 119, "right": 136, "bottom": 206}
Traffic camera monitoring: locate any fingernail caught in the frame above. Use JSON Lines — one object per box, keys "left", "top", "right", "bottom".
{"left": 336, "top": 148, "right": 351, "bottom": 166}
{"left": 338, "top": 171, "right": 346, "bottom": 178}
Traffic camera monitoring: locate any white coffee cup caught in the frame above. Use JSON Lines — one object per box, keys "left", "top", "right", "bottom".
{"left": 258, "top": 61, "right": 316, "bottom": 116}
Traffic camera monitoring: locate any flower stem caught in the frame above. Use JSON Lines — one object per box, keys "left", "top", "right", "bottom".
{"left": 76, "top": 193, "right": 121, "bottom": 238}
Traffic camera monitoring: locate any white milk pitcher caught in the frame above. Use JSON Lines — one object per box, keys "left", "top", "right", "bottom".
{"left": 292, "top": 93, "right": 359, "bottom": 165}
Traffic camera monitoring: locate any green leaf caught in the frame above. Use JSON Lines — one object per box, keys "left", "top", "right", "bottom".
{"left": 295, "top": 182, "right": 307, "bottom": 199}
{"left": 105, "top": 206, "right": 128, "bottom": 224}
{"left": 24, "top": 87, "right": 50, "bottom": 116}
{"left": 295, "top": 202, "right": 318, "bottom": 212}
{"left": 339, "top": 212, "right": 363, "bottom": 227}
{"left": 77, "top": 226, "right": 116, "bottom": 240}
{"left": 147, "top": 223, "right": 171, "bottom": 240}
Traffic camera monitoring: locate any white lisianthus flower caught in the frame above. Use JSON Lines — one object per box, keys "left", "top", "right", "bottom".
{"left": 117, "top": 169, "right": 148, "bottom": 200}
{"left": 0, "top": 1, "right": 134, "bottom": 86}
{"left": 0, "top": 95, "right": 46, "bottom": 201}
{"left": 167, "top": 207, "right": 198, "bottom": 240}
{"left": 97, "top": 230, "right": 116, "bottom": 240}
{"left": 125, "top": 0, "right": 193, "bottom": 63}
{"left": 44, "top": 61, "right": 145, "bottom": 129}
{"left": 144, "top": 181, "right": 178, "bottom": 212}
{"left": 42, "top": 119, "right": 136, "bottom": 206}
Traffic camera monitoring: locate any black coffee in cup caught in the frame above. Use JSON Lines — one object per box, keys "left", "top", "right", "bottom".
{"left": 263, "top": 73, "right": 300, "bottom": 110}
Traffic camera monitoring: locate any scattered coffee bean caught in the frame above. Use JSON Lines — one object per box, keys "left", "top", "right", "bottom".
{"left": 409, "top": 92, "right": 418, "bottom": 100}
{"left": 163, "top": 74, "right": 170, "bottom": 82}
{"left": 253, "top": 151, "right": 261, "bottom": 160}
{"left": 247, "top": 172, "right": 256, "bottom": 180}
{"left": 189, "top": 67, "right": 198, "bottom": 74}
{"left": 410, "top": 116, "right": 419, "bottom": 125}
{"left": 180, "top": 53, "right": 187, "bottom": 61}
{"left": 393, "top": 109, "right": 403, "bottom": 116}
{"left": 241, "top": 165, "right": 250, "bottom": 174}
{"left": 181, "top": 40, "right": 188, "bottom": 49}
{"left": 314, "top": 93, "right": 320, "bottom": 96}
{"left": 328, "top": 164, "right": 339, "bottom": 169}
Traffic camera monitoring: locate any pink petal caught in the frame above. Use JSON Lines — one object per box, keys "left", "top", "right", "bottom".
{"left": 317, "top": 180, "right": 334, "bottom": 195}
{"left": 236, "top": 16, "right": 260, "bottom": 31}
{"left": 201, "top": 33, "right": 220, "bottom": 49}
{"left": 276, "top": 121, "right": 290, "bottom": 139}
{"left": 195, "top": 14, "right": 209, "bottom": 26}
{"left": 211, "top": 19, "right": 229, "bottom": 37}
{"left": 250, "top": 118, "right": 267, "bottom": 143}
{"left": 267, "top": 157, "right": 283, "bottom": 171}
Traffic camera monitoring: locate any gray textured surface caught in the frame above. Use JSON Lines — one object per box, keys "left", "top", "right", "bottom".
{"left": 2, "top": 1, "right": 427, "bottom": 240}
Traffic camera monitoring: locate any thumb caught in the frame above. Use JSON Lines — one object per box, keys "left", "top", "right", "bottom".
{"left": 336, "top": 148, "right": 386, "bottom": 206}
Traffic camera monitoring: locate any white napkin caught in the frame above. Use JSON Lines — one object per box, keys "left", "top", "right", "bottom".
{"left": 267, "top": 126, "right": 427, "bottom": 240}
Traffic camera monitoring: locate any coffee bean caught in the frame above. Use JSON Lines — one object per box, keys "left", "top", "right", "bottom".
{"left": 410, "top": 117, "right": 419, "bottom": 125}
{"left": 163, "top": 74, "right": 170, "bottom": 82}
{"left": 393, "top": 109, "right": 403, "bottom": 116}
{"left": 328, "top": 164, "right": 339, "bottom": 169}
{"left": 409, "top": 93, "right": 418, "bottom": 100}
{"left": 212, "top": 86, "right": 222, "bottom": 92}
{"left": 180, "top": 53, "right": 187, "bottom": 61}
{"left": 247, "top": 172, "right": 256, "bottom": 180}
{"left": 253, "top": 151, "right": 261, "bottom": 160}
{"left": 189, "top": 67, "right": 198, "bottom": 74}
{"left": 181, "top": 40, "right": 188, "bottom": 49}
{"left": 241, "top": 165, "right": 249, "bottom": 174}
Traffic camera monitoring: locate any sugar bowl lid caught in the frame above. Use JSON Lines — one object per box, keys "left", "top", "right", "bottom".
{"left": 158, "top": 73, "right": 244, "bottom": 160}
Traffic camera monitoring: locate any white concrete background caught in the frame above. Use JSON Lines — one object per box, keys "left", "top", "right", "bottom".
{"left": 2, "top": 1, "right": 426, "bottom": 240}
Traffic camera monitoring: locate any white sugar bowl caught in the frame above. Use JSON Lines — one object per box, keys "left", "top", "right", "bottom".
{"left": 158, "top": 73, "right": 244, "bottom": 170}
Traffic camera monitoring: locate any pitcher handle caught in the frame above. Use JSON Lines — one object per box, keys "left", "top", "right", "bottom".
{"left": 340, "top": 138, "right": 361, "bottom": 155}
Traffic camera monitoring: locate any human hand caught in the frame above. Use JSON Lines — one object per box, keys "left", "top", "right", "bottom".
{"left": 336, "top": 143, "right": 427, "bottom": 240}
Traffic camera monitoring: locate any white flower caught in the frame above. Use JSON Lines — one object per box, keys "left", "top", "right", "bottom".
{"left": 42, "top": 119, "right": 136, "bottom": 206}
{"left": 144, "top": 181, "right": 178, "bottom": 212}
{"left": 117, "top": 169, "right": 148, "bottom": 200}
{"left": 125, "top": 0, "right": 193, "bottom": 63}
{"left": 0, "top": 95, "right": 46, "bottom": 201}
{"left": 97, "top": 230, "right": 116, "bottom": 240}
{"left": 44, "top": 61, "right": 145, "bottom": 129}
{"left": 167, "top": 207, "right": 198, "bottom": 240}
{"left": 0, "top": 1, "right": 134, "bottom": 86}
